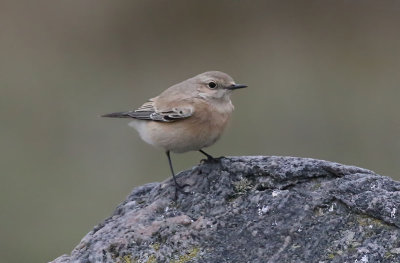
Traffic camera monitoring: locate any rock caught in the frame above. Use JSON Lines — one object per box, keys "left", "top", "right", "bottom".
{"left": 51, "top": 156, "right": 400, "bottom": 263}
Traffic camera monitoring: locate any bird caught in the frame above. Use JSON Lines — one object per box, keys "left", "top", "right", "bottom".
{"left": 102, "top": 71, "right": 247, "bottom": 194}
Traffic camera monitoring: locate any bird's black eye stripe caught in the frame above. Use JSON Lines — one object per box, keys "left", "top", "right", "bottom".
{"left": 208, "top": 81, "right": 217, "bottom": 89}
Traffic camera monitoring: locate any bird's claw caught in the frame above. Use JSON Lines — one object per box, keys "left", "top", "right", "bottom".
{"left": 173, "top": 183, "right": 190, "bottom": 200}
{"left": 201, "top": 156, "right": 225, "bottom": 164}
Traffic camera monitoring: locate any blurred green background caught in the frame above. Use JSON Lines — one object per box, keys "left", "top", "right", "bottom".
{"left": 1, "top": 1, "right": 400, "bottom": 262}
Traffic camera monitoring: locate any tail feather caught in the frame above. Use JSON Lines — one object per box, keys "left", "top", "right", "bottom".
{"left": 101, "top": 111, "right": 132, "bottom": 118}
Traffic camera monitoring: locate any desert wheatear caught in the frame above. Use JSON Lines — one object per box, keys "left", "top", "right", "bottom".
{"left": 102, "top": 71, "right": 247, "bottom": 192}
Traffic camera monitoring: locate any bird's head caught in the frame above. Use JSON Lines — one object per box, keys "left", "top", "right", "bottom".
{"left": 194, "top": 71, "right": 247, "bottom": 100}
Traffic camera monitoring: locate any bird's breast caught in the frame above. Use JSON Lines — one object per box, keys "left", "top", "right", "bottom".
{"left": 183, "top": 99, "right": 233, "bottom": 149}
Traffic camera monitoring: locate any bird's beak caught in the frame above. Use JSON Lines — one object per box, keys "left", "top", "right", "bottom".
{"left": 226, "top": 84, "right": 248, "bottom": 90}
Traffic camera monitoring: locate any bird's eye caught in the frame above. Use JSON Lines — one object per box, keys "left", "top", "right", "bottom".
{"left": 208, "top": 82, "right": 217, "bottom": 89}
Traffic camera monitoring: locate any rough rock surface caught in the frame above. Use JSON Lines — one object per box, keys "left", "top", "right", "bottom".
{"left": 51, "top": 156, "right": 400, "bottom": 263}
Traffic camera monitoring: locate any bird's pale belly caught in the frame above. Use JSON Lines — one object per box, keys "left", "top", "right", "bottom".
{"left": 130, "top": 113, "right": 230, "bottom": 153}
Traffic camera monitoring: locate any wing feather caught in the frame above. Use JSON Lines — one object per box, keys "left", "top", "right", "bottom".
{"left": 102, "top": 97, "right": 193, "bottom": 122}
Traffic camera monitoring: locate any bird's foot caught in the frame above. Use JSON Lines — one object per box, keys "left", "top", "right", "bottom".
{"left": 199, "top": 150, "right": 224, "bottom": 164}
{"left": 174, "top": 181, "right": 190, "bottom": 190}
{"left": 172, "top": 180, "right": 190, "bottom": 200}
{"left": 201, "top": 155, "right": 225, "bottom": 164}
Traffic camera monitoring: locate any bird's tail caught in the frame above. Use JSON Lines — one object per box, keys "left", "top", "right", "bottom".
{"left": 101, "top": 111, "right": 132, "bottom": 118}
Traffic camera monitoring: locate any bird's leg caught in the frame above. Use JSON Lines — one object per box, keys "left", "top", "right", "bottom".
{"left": 199, "top": 149, "right": 223, "bottom": 163}
{"left": 166, "top": 151, "right": 186, "bottom": 198}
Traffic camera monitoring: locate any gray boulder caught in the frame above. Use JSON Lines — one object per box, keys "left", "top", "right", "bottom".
{"left": 51, "top": 156, "right": 400, "bottom": 263}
